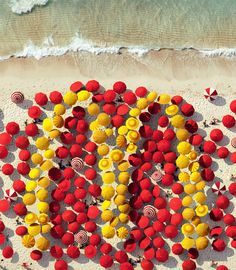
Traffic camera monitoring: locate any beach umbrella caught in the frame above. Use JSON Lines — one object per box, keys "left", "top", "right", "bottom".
{"left": 0, "top": 200, "right": 10, "bottom": 212}
{"left": 75, "top": 230, "right": 88, "bottom": 245}
{"left": 143, "top": 205, "right": 157, "bottom": 218}
{"left": 11, "top": 91, "right": 24, "bottom": 104}
{"left": 4, "top": 188, "right": 17, "bottom": 202}
{"left": 67, "top": 246, "right": 80, "bottom": 259}
{"left": 212, "top": 182, "right": 226, "bottom": 195}
{"left": 231, "top": 137, "right": 236, "bottom": 148}
{"left": 71, "top": 157, "right": 84, "bottom": 171}
{"left": 172, "top": 243, "right": 183, "bottom": 255}
{"left": 230, "top": 100, "right": 236, "bottom": 113}
{"left": 151, "top": 170, "right": 163, "bottom": 182}
{"left": 204, "top": 87, "right": 218, "bottom": 101}
{"left": 2, "top": 246, "right": 13, "bottom": 259}
{"left": 216, "top": 195, "right": 229, "bottom": 209}
{"left": 229, "top": 182, "right": 236, "bottom": 196}
{"left": 84, "top": 245, "right": 97, "bottom": 259}
{"left": 30, "top": 250, "right": 42, "bottom": 261}
{"left": 222, "top": 115, "right": 235, "bottom": 128}
{"left": 54, "top": 260, "right": 68, "bottom": 270}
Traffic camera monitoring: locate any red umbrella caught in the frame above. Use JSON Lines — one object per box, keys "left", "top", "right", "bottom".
{"left": 4, "top": 188, "right": 17, "bottom": 202}
{"left": 212, "top": 182, "right": 226, "bottom": 195}
{"left": 204, "top": 87, "right": 218, "bottom": 101}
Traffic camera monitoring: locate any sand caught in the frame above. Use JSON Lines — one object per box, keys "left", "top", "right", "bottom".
{"left": 0, "top": 51, "right": 235, "bottom": 270}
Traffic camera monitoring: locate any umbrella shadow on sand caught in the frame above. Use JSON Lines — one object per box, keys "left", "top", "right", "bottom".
{"left": 17, "top": 99, "right": 33, "bottom": 110}
{"left": 0, "top": 109, "right": 4, "bottom": 132}
{"left": 213, "top": 96, "right": 226, "bottom": 107}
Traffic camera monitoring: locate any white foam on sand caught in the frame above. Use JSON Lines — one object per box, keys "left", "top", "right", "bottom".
{"left": 9, "top": 0, "right": 49, "bottom": 14}
{"left": 2, "top": 31, "right": 236, "bottom": 60}
{"left": 0, "top": 33, "right": 151, "bottom": 61}
{"left": 200, "top": 48, "right": 236, "bottom": 57}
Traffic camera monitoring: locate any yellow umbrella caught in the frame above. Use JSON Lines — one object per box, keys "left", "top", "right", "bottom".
{"left": 98, "top": 158, "right": 112, "bottom": 171}
{"left": 102, "top": 225, "right": 115, "bottom": 239}
{"left": 102, "top": 171, "right": 115, "bottom": 184}
{"left": 181, "top": 223, "right": 195, "bottom": 236}
{"left": 129, "top": 108, "right": 141, "bottom": 117}
{"left": 165, "top": 104, "right": 179, "bottom": 116}
{"left": 117, "top": 227, "right": 129, "bottom": 239}
{"left": 147, "top": 92, "right": 157, "bottom": 102}
{"left": 118, "top": 126, "right": 128, "bottom": 135}
{"left": 36, "top": 237, "right": 50, "bottom": 251}
{"left": 88, "top": 103, "right": 100, "bottom": 115}
{"left": 101, "top": 186, "right": 115, "bottom": 200}
{"left": 195, "top": 204, "right": 208, "bottom": 217}
{"left": 116, "top": 135, "right": 127, "bottom": 148}
{"left": 171, "top": 115, "right": 185, "bottom": 128}
{"left": 177, "top": 141, "right": 191, "bottom": 155}
{"left": 97, "top": 144, "right": 109, "bottom": 156}
{"left": 92, "top": 130, "right": 107, "bottom": 144}
{"left": 77, "top": 90, "right": 90, "bottom": 101}
{"left": 196, "top": 237, "right": 209, "bottom": 250}
{"left": 181, "top": 237, "right": 195, "bottom": 250}
{"left": 110, "top": 149, "right": 124, "bottom": 163}
{"left": 136, "top": 98, "right": 148, "bottom": 110}
{"left": 127, "top": 130, "right": 140, "bottom": 143}
{"left": 54, "top": 104, "right": 66, "bottom": 115}
{"left": 126, "top": 117, "right": 139, "bottom": 130}
{"left": 63, "top": 92, "right": 77, "bottom": 106}
{"left": 22, "top": 235, "right": 35, "bottom": 248}
{"left": 158, "top": 94, "right": 170, "bottom": 104}
{"left": 97, "top": 113, "right": 110, "bottom": 126}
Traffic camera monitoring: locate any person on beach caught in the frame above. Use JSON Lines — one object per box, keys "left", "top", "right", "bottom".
{"left": 203, "top": 120, "right": 209, "bottom": 128}
{"left": 210, "top": 117, "right": 221, "bottom": 125}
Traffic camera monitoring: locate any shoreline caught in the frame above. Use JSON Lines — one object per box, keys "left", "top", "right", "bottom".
{"left": 1, "top": 50, "right": 236, "bottom": 95}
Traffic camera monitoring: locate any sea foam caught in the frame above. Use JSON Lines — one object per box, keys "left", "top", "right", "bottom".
{"left": 0, "top": 33, "right": 150, "bottom": 61}
{"left": 1, "top": 32, "right": 236, "bottom": 61}
{"left": 200, "top": 48, "right": 236, "bottom": 57}
{"left": 9, "top": 0, "right": 49, "bottom": 14}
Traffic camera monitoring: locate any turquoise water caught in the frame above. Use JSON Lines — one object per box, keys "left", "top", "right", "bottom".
{"left": 1, "top": 0, "right": 236, "bottom": 58}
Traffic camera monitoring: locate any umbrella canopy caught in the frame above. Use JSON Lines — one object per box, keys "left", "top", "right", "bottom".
{"left": 71, "top": 157, "right": 84, "bottom": 171}
{"left": 143, "top": 205, "right": 157, "bottom": 218}
{"left": 11, "top": 91, "right": 24, "bottom": 104}
{"left": 212, "top": 182, "right": 226, "bottom": 195}
{"left": 75, "top": 230, "right": 88, "bottom": 246}
{"left": 231, "top": 137, "right": 236, "bottom": 148}
{"left": 4, "top": 188, "right": 17, "bottom": 202}
{"left": 204, "top": 87, "right": 218, "bottom": 101}
{"left": 151, "top": 170, "right": 163, "bottom": 182}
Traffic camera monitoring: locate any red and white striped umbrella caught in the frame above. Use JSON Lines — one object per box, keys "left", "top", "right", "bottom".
{"left": 143, "top": 205, "right": 157, "bottom": 218}
{"left": 4, "top": 188, "right": 17, "bottom": 202}
{"left": 151, "top": 170, "right": 163, "bottom": 182}
{"left": 11, "top": 92, "right": 24, "bottom": 104}
{"left": 212, "top": 181, "right": 226, "bottom": 195}
{"left": 75, "top": 230, "right": 88, "bottom": 245}
{"left": 204, "top": 88, "right": 218, "bottom": 102}
{"left": 71, "top": 157, "right": 84, "bottom": 171}
{"left": 231, "top": 137, "right": 236, "bottom": 148}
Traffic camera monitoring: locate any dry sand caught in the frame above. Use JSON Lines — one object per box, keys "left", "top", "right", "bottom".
{"left": 0, "top": 51, "right": 235, "bottom": 270}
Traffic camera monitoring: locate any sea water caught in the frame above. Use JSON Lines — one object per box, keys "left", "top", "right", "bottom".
{"left": 1, "top": 0, "right": 236, "bottom": 59}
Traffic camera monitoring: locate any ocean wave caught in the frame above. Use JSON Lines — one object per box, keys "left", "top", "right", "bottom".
{"left": 200, "top": 48, "right": 236, "bottom": 57}
{"left": 9, "top": 0, "right": 49, "bottom": 14}
{"left": 1, "top": 33, "right": 236, "bottom": 61}
{"left": 0, "top": 34, "right": 151, "bottom": 61}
